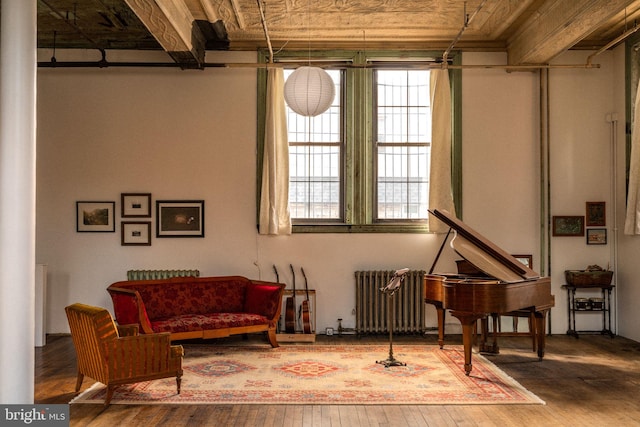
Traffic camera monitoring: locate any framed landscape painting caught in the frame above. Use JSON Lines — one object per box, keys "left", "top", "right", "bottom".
{"left": 586, "top": 228, "right": 607, "bottom": 245}
{"left": 552, "top": 216, "right": 584, "bottom": 236}
{"left": 76, "top": 201, "right": 115, "bottom": 232}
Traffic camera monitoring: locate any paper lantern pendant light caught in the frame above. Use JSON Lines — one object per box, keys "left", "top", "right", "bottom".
{"left": 284, "top": 66, "right": 335, "bottom": 117}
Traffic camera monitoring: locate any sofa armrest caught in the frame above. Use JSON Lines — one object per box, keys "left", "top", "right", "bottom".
{"left": 107, "top": 286, "right": 154, "bottom": 335}
{"left": 245, "top": 281, "right": 286, "bottom": 323}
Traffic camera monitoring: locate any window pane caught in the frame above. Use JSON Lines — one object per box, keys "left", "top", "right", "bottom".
{"left": 376, "top": 70, "right": 430, "bottom": 220}
{"left": 290, "top": 145, "right": 340, "bottom": 219}
{"left": 285, "top": 69, "right": 342, "bottom": 220}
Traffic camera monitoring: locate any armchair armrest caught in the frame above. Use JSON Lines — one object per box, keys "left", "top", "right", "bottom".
{"left": 102, "top": 333, "right": 183, "bottom": 381}
{"left": 107, "top": 286, "right": 154, "bottom": 334}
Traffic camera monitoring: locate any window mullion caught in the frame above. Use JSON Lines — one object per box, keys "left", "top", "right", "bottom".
{"left": 343, "top": 68, "right": 355, "bottom": 225}
{"left": 351, "top": 66, "right": 374, "bottom": 225}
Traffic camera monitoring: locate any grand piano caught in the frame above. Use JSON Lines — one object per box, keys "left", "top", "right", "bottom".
{"left": 425, "top": 209, "right": 555, "bottom": 375}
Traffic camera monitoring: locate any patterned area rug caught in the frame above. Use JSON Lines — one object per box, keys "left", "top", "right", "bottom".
{"left": 71, "top": 344, "right": 544, "bottom": 405}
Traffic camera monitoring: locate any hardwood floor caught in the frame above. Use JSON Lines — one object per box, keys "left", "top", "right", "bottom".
{"left": 36, "top": 333, "right": 640, "bottom": 426}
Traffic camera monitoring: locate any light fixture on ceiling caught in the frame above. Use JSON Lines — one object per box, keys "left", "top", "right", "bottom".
{"left": 282, "top": 0, "right": 335, "bottom": 117}
{"left": 284, "top": 66, "right": 335, "bottom": 117}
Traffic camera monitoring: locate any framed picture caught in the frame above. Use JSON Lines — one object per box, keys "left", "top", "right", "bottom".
{"left": 552, "top": 216, "right": 585, "bottom": 236}
{"left": 512, "top": 254, "right": 533, "bottom": 269}
{"left": 586, "top": 228, "right": 607, "bottom": 245}
{"left": 121, "top": 221, "right": 151, "bottom": 246}
{"left": 156, "top": 200, "right": 204, "bottom": 237}
{"left": 76, "top": 201, "right": 115, "bottom": 232}
{"left": 586, "top": 201, "right": 606, "bottom": 226}
{"left": 121, "top": 193, "right": 151, "bottom": 218}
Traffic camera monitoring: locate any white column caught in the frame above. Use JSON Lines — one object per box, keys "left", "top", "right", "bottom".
{"left": 0, "top": 0, "right": 37, "bottom": 403}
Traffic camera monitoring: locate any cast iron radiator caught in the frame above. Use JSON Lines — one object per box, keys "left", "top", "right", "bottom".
{"left": 354, "top": 270, "right": 426, "bottom": 335}
{"left": 126, "top": 269, "right": 200, "bottom": 280}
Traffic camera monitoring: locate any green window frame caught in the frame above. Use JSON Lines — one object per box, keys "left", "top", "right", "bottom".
{"left": 257, "top": 50, "right": 462, "bottom": 233}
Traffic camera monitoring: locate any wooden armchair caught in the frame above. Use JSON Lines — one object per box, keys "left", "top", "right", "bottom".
{"left": 65, "top": 303, "right": 183, "bottom": 406}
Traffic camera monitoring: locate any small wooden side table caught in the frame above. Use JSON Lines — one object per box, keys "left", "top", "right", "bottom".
{"left": 562, "top": 283, "right": 614, "bottom": 338}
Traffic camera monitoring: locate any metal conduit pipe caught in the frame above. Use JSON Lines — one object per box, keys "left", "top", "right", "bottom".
{"left": 539, "top": 68, "right": 552, "bottom": 331}
{"left": 586, "top": 24, "right": 640, "bottom": 66}
{"left": 256, "top": 0, "right": 274, "bottom": 63}
{"left": 36, "top": 59, "right": 603, "bottom": 70}
{"left": 442, "top": 0, "right": 488, "bottom": 65}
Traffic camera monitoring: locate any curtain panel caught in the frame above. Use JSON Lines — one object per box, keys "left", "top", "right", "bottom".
{"left": 428, "top": 69, "right": 456, "bottom": 232}
{"left": 259, "top": 68, "right": 292, "bottom": 235}
{"left": 625, "top": 78, "right": 640, "bottom": 235}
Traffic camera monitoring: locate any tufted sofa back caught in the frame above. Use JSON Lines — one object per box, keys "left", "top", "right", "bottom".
{"left": 118, "top": 277, "right": 249, "bottom": 320}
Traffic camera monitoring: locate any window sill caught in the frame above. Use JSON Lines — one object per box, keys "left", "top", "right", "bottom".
{"left": 292, "top": 223, "right": 430, "bottom": 233}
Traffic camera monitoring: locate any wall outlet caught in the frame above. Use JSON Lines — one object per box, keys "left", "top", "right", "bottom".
{"left": 326, "top": 327, "right": 334, "bottom": 336}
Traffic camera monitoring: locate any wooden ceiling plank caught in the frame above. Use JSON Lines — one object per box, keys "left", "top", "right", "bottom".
{"left": 476, "top": 0, "right": 541, "bottom": 39}
{"left": 124, "top": 0, "right": 206, "bottom": 68}
{"left": 508, "top": 0, "right": 637, "bottom": 65}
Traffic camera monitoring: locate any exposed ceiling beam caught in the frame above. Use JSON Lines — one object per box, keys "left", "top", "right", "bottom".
{"left": 124, "top": 0, "right": 206, "bottom": 69}
{"left": 507, "top": 0, "right": 637, "bottom": 65}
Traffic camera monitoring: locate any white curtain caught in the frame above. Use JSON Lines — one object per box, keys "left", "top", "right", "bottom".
{"left": 625, "top": 79, "right": 640, "bottom": 235}
{"left": 259, "top": 68, "right": 292, "bottom": 235}
{"left": 428, "top": 68, "right": 456, "bottom": 232}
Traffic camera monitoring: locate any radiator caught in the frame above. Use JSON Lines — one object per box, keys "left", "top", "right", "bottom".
{"left": 127, "top": 269, "right": 200, "bottom": 280}
{"left": 355, "top": 270, "right": 426, "bottom": 335}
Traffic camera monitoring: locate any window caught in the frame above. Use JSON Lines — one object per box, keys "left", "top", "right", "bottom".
{"left": 258, "top": 51, "right": 461, "bottom": 233}
{"left": 375, "top": 70, "right": 430, "bottom": 220}
{"left": 286, "top": 70, "right": 343, "bottom": 221}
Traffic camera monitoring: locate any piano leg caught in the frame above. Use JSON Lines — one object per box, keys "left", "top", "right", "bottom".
{"left": 534, "top": 309, "right": 550, "bottom": 360}
{"left": 436, "top": 305, "right": 446, "bottom": 348}
{"left": 450, "top": 311, "right": 485, "bottom": 375}
{"left": 426, "top": 300, "right": 447, "bottom": 348}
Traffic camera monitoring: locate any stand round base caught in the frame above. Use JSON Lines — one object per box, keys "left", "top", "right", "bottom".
{"left": 376, "top": 357, "right": 406, "bottom": 368}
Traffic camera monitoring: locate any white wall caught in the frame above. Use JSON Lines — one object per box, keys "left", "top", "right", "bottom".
{"left": 547, "top": 50, "right": 621, "bottom": 334}
{"left": 36, "top": 48, "right": 640, "bottom": 341}
{"left": 36, "top": 50, "right": 456, "bottom": 335}
{"left": 461, "top": 53, "right": 541, "bottom": 260}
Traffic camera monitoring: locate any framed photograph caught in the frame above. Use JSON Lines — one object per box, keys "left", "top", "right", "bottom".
{"left": 156, "top": 200, "right": 204, "bottom": 237}
{"left": 121, "top": 193, "right": 151, "bottom": 218}
{"left": 76, "top": 201, "right": 115, "bottom": 232}
{"left": 121, "top": 221, "right": 151, "bottom": 246}
{"left": 512, "top": 254, "right": 533, "bottom": 269}
{"left": 586, "top": 228, "right": 607, "bottom": 245}
{"left": 586, "top": 201, "right": 606, "bottom": 226}
{"left": 552, "top": 216, "right": 585, "bottom": 236}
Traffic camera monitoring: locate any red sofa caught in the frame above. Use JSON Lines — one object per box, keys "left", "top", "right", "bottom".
{"left": 107, "top": 276, "right": 285, "bottom": 347}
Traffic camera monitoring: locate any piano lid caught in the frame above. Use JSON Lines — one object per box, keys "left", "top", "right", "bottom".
{"left": 430, "top": 209, "right": 541, "bottom": 282}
